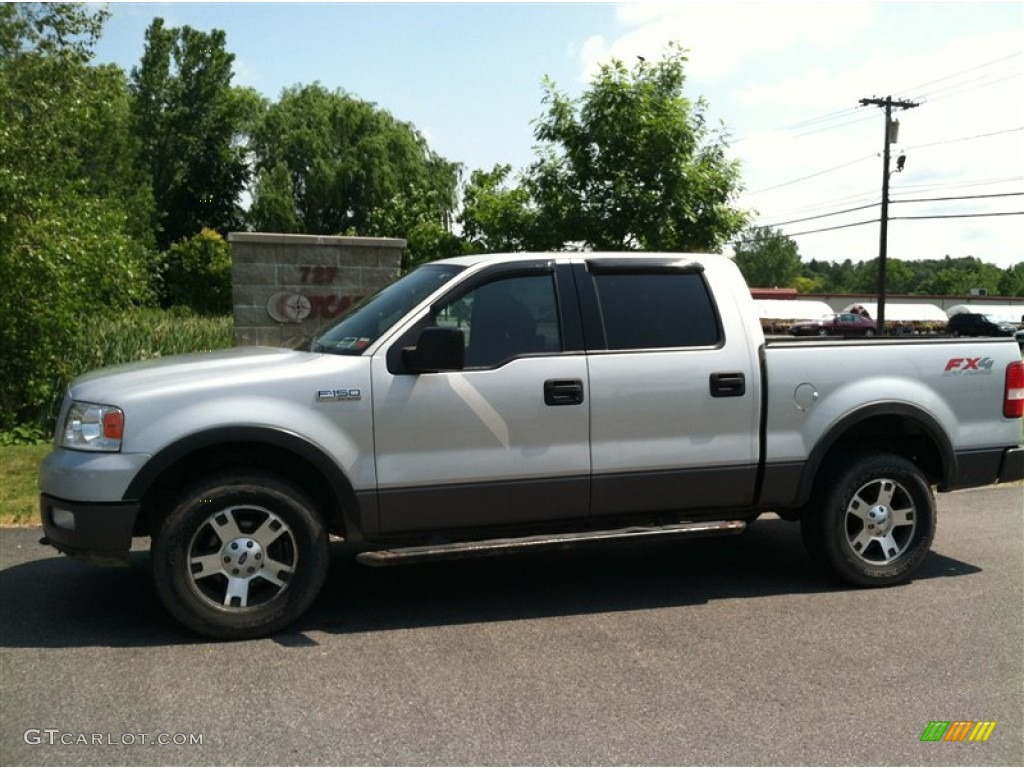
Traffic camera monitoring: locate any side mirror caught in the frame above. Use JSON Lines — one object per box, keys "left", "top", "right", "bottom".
{"left": 403, "top": 326, "right": 465, "bottom": 373}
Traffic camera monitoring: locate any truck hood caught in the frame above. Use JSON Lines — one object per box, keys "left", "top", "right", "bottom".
{"left": 69, "top": 347, "right": 325, "bottom": 404}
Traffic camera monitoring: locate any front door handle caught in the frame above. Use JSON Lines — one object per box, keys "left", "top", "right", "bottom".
{"left": 544, "top": 379, "right": 584, "bottom": 406}
{"left": 710, "top": 372, "right": 746, "bottom": 398}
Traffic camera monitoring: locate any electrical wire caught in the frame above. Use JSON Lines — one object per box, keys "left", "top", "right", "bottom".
{"left": 890, "top": 191, "right": 1024, "bottom": 204}
{"left": 732, "top": 53, "right": 1021, "bottom": 146}
{"left": 892, "top": 176, "right": 1023, "bottom": 193}
{"left": 755, "top": 201, "right": 879, "bottom": 229}
{"left": 743, "top": 154, "right": 876, "bottom": 197}
{"left": 777, "top": 106, "right": 864, "bottom": 132}
{"left": 913, "top": 70, "right": 1022, "bottom": 102}
{"left": 890, "top": 211, "right": 1023, "bottom": 221}
{"left": 749, "top": 190, "right": 880, "bottom": 220}
{"left": 906, "top": 126, "right": 1023, "bottom": 151}
{"left": 779, "top": 218, "right": 879, "bottom": 238}
{"left": 792, "top": 112, "right": 878, "bottom": 138}
{"left": 755, "top": 191, "right": 1023, "bottom": 232}
{"left": 899, "top": 51, "right": 1021, "bottom": 95}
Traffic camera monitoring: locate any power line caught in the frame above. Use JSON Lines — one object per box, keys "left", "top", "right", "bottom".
{"left": 891, "top": 191, "right": 1024, "bottom": 204}
{"left": 890, "top": 211, "right": 1024, "bottom": 221}
{"left": 779, "top": 208, "right": 1023, "bottom": 239}
{"left": 756, "top": 201, "right": 879, "bottom": 229}
{"left": 907, "top": 126, "right": 1023, "bottom": 151}
{"left": 782, "top": 218, "right": 879, "bottom": 238}
{"left": 893, "top": 176, "right": 1024, "bottom": 193}
{"left": 913, "top": 70, "right": 1022, "bottom": 102}
{"left": 754, "top": 191, "right": 1024, "bottom": 230}
{"left": 793, "top": 112, "right": 877, "bottom": 138}
{"left": 732, "top": 53, "right": 1022, "bottom": 146}
{"left": 742, "top": 154, "right": 876, "bottom": 197}
{"left": 778, "top": 106, "right": 863, "bottom": 131}
{"left": 899, "top": 51, "right": 1021, "bottom": 95}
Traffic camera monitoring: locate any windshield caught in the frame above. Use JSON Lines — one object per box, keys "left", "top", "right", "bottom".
{"left": 311, "top": 263, "right": 465, "bottom": 354}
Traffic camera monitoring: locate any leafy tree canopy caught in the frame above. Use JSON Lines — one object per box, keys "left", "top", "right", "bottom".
{"left": 248, "top": 82, "right": 461, "bottom": 264}
{"left": 462, "top": 44, "right": 748, "bottom": 253}
{"left": 130, "top": 18, "right": 253, "bottom": 249}
{"left": 732, "top": 227, "right": 802, "bottom": 288}
{"left": 1, "top": 3, "right": 154, "bottom": 427}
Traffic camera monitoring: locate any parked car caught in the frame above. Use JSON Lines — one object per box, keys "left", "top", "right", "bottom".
{"left": 947, "top": 312, "right": 1017, "bottom": 338}
{"left": 789, "top": 313, "right": 878, "bottom": 337}
{"left": 40, "top": 252, "right": 1024, "bottom": 638}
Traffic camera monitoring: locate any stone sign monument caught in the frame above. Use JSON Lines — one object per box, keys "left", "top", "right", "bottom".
{"left": 228, "top": 232, "right": 405, "bottom": 347}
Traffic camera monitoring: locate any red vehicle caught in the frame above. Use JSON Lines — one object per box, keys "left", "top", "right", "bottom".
{"left": 789, "top": 313, "right": 878, "bottom": 337}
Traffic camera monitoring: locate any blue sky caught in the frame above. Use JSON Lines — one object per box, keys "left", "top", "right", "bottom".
{"left": 92, "top": 1, "right": 1023, "bottom": 270}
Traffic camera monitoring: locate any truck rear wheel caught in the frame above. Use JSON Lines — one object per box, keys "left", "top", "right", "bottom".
{"left": 152, "top": 474, "right": 329, "bottom": 639}
{"left": 801, "top": 452, "right": 935, "bottom": 586}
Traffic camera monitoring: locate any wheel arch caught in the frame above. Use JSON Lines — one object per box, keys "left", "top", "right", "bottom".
{"left": 125, "top": 427, "right": 364, "bottom": 542}
{"left": 795, "top": 403, "right": 956, "bottom": 506}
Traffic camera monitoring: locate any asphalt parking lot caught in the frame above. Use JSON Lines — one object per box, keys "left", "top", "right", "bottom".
{"left": 1, "top": 485, "right": 1021, "bottom": 766}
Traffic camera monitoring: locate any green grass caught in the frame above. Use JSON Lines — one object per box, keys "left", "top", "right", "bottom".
{"left": 0, "top": 444, "right": 52, "bottom": 526}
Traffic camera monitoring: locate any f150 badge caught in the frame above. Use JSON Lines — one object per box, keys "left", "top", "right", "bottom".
{"left": 316, "top": 388, "right": 362, "bottom": 402}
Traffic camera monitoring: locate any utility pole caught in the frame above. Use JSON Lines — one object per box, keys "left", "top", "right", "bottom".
{"left": 859, "top": 95, "right": 919, "bottom": 335}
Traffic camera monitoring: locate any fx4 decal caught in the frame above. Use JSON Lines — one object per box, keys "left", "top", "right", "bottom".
{"left": 944, "top": 357, "right": 994, "bottom": 375}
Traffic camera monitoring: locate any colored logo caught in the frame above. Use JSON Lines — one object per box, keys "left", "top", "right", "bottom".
{"left": 920, "top": 721, "right": 996, "bottom": 742}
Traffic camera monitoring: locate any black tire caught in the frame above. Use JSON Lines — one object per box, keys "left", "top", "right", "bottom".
{"left": 817, "top": 327, "right": 828, "bottom": 336}
{"left": 152, "top": 474, "right": 329, "bottom": 639}
{"left": 864, "top": 328, "right": 876, "bottom": 337}
{"left": 801, "top": 452, "right": 935, "bottom": 587}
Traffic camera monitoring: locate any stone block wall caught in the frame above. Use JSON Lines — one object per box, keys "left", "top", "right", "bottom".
{"left": 228, "top": 233, "right": 405, "bottom": 347}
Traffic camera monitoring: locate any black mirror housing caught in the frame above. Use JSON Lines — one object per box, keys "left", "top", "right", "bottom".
{"left": 403, "top": 326, "right": 465, "bottom": 372}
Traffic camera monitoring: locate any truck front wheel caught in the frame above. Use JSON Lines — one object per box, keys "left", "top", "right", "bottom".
{"left": 801, "top": 453, "right": 935, "bottom": 586}
{"left": 152, "top": 474, "right": 329, "bottom": 639}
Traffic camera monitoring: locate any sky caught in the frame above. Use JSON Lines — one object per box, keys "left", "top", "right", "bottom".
{"left": 91, "top": 1, "right": 1024, "bottom": 269}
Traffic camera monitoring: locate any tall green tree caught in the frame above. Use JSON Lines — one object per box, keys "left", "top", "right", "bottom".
{"left": 249, "top": 83, "right": 461, "bottom": 265}
{"left": 527, "top": 44, "right": 747, "bottom": 251}
{"left": 130, "top": 18, "right": 252, "bottom": 249}
{"left": 460, "top": 45, "right": 747, "bottom": 253}
{"left": 731, "top": 227, "right": 801, "bottom": 288}
{"left": 1, "top": 3, "right": 155, "bottom": 428}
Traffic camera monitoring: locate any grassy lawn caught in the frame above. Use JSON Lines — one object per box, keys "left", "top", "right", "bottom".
{"left": 0, "top": 444, "right": 51, "bottom": 526}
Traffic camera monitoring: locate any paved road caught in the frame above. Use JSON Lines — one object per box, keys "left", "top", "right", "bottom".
{"left": 2, "top": 486, "right": 1021, "bottom": 766}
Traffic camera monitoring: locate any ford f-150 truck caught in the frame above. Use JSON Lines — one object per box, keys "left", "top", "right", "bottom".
{"left": 40, "top": 253, "right": 1024, "bottom": 638}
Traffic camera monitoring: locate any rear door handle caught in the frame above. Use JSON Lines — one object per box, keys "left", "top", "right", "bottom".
{"left": 544, "top": 379, "right": 584, "bottom": 406}
{"left": 710, "top": 372, "right": 746, "bottom": 398}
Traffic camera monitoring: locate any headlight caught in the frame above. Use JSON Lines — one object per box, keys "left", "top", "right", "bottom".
{"left": 60, "top": 402, "right": 124, "bottom": 452}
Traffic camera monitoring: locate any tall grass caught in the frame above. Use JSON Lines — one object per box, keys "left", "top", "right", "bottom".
{"left": 76, "top": 308, "right": 234, "bottom": 372}
{"left": 16, "top": 308, "right": 234, "bottom": 437}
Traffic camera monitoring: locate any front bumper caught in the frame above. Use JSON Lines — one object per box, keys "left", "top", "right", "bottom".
{"left": 40, "top": 494, "right": 139, "bottom": 566}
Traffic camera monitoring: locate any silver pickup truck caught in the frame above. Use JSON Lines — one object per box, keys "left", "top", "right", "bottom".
{"left": 40, "top": 252, "right": 1024, "bottom": 638}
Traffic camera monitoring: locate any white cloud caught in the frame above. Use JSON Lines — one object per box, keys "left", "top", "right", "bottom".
{"left": 582, "top": 3, "right": 1024, "bottom": 269}
{"left": 579, "top": 2, "right": 874, "bottom": 83}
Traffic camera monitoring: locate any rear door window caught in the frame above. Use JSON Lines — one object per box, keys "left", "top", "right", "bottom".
{"left": 591, "top": 272, "right": 722, "bottom": 350}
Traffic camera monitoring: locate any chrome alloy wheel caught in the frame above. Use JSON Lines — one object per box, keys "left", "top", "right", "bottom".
{"left": 844, "top": 478, "right": 917, "bottom": 565}
{"left": 187, "top": 506, "right": 297, "bottom": 610}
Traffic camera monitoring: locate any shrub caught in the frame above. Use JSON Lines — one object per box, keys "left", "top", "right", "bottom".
{"left": 161, "top": 228, "right": 233, "bottom": 314}
{"left": 0, "top": 195, "right": 157, "bottom": 430}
